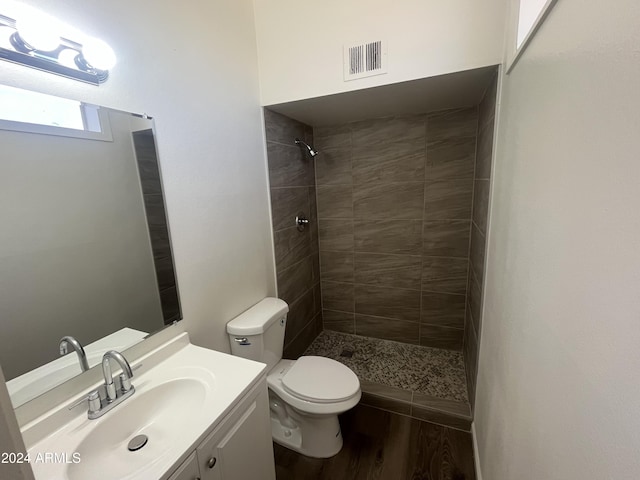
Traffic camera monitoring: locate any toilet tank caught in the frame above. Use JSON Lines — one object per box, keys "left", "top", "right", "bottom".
{"left": 226, "top": 298, "right": 288, "bottom": 371}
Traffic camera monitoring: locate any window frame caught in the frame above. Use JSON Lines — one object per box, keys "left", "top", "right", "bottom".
{"left": 0, "top": 85, "right": 113, "bottom": 141}
{"left": 506, "top": 0, "right": 559, "bottom": 73}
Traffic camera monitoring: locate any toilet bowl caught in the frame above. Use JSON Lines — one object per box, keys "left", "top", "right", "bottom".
{"left": 267, "top": 357, "right": 361, "bottom": 457}
{"left": 227, "top": 298, "right": 361, "bottom": 458}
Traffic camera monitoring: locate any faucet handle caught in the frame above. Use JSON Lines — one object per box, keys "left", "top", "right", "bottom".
{"left": 87, "top": 391, "right": 101, "bottom": 414}
{"left": 118, "top": 364, "right": 142, "bottom": 393}
{"left": 68, "top": 390, "right": 101, "bottom": 414}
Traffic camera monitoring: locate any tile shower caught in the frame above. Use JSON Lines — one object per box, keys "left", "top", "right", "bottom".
{"left": 315, "top": 109, "right": 477, "bottom": 350}
{"left": 264, "top": 110, "right": 322, "bottom": 359}
{"left": 263, "top": 70, "right": 496, "bottom": 427}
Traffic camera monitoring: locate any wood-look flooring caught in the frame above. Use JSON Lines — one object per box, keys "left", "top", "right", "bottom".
{"left": 274, "top": 405, "right": 476, "bottom": 480}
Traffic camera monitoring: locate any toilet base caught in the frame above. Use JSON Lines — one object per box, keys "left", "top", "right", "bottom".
{"left": 271, "top": 417, "right": 302, "bottom": 450}
{"left": 270, "top": 408, "right": 343, "bottom": 458}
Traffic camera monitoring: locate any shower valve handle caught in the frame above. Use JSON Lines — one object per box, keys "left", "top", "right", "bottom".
{"left": 296, "top": 214, "right": 310, "bottom": 231}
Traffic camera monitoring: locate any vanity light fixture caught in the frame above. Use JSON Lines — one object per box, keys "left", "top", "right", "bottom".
{"left": 0, "top": 11, "right": 116, "bottom": 85}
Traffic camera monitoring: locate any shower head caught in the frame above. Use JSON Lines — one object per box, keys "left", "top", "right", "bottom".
{"left": 295, "top": 138, "right": 319, "bottom": 158}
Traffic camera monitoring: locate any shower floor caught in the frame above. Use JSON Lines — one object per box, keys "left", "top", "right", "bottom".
{"left": 304, "top": 331, "right": 472, "bottom": 429}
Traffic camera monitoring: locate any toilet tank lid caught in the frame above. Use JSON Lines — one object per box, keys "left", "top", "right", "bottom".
{"left": 227, "top": 298, "right": 289, "bottom": 335}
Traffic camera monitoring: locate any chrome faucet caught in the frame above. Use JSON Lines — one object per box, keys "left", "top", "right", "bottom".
{"left": 59, "top": 336, "right": 90, "bottom": 372}
{"left": 69, "top": 350, "right": 137, "bottom": 420}
{"left": 102, "top": 350, "right": 134, "bottom": 402}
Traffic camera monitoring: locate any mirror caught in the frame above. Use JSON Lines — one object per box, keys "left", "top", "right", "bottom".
{"left": 0, "top": 85, "right": 181, "bottom": 407}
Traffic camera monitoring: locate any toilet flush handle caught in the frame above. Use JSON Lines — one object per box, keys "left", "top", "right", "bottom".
{"left": 233, "top": 337, "right": 251, "bottom": 346}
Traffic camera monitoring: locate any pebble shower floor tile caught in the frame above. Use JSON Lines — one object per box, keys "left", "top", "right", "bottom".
{"left": 304, "top": 330, "right": 468, "bottom": 403}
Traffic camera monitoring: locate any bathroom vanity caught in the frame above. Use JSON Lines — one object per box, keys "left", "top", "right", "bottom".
{"left": 22, "top": 333, "right": 276, "bottom": 480}
{"left": 167, "top": 383, "right": 270, "bottom": 480}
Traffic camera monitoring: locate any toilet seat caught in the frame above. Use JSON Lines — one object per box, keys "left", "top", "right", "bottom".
{"left": 267, "top": 359, "right": 361, "bottom": 415}
{"left": 282, "top": 356, "right": 360, "bottom": 403}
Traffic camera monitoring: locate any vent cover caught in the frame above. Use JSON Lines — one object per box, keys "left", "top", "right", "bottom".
{"left": 343, "top": 40, "right": 387, "bottom": 81}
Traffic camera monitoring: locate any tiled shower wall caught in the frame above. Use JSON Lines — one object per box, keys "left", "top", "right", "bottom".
{"left": 264, "top": 109, "right": 323, "bottom": 359}
{"left": 314, "top": 109, "right": 480, "bottom": 350}
{"left": 464, "top": 73, "right": 498, "bottom": 405}
{"left": 132, "top": 130, "right": 181, "bottom": 324}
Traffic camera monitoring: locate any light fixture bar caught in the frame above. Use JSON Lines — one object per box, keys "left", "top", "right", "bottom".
{"left": 0, "top": 13, "right": 112, "bottom": 85}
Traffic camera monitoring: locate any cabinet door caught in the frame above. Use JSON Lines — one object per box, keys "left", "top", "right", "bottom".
{"left": 197, "top": 386, "right": 274, "bottom": 480}
{"left": 167, "top": 452, "right": 201, "bottom": 480}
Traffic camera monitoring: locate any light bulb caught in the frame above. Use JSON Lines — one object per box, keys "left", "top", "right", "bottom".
{"left": 57, "top": 48, "right": 79, "bottom": 68}
{"left": 15, "top": 15, "right": 61, "bottom": 51}
{"left": 0, "top": 26, "right": 13, "bottom": 50}
{"left": 81, "top": 38, "right": 116, "bottom": 70}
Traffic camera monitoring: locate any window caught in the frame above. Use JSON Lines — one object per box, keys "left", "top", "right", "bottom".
{"left": 0, "top": 85, "right": 111, "bottom": 140}
{"left": 508, "top": 0, "right": 558, "bottom": 71}
{"left": 517, "top": 0, "right": 549, "bottom": 47}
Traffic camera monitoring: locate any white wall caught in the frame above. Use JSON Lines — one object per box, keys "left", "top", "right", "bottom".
{"left": 0, "top": 0, "right": 276, "bottom": 358}
{"left": 253, "top": 0, "right": 507, "bottom": 106}
{"left": 475, "top": 0, "right": 640, "bottom": 478}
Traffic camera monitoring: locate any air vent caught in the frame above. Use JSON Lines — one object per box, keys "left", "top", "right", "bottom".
{"left": 343, "top": 40, "right": 387, "bottom": 81}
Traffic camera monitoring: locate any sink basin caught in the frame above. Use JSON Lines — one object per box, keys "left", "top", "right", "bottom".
{"left": 25, "top": 334, "right": 267, "bottom": 480}
{"left": 68, "top": 378, "right": 207, "bottom": 480}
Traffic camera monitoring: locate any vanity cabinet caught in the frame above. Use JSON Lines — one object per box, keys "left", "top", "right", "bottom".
{"left": 166, "top": 378, "right": 275, "bottom": 480}
{"left": 168, "top": 453, "right": 200, "bottom": 480}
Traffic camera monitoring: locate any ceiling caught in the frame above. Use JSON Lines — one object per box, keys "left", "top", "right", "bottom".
{"left": 265, "top": 66, "right": 499, "bottom": 127}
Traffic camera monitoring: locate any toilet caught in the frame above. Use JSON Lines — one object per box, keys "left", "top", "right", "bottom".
{"left": 227, "top": 297, "right": 361, "bottom": 458}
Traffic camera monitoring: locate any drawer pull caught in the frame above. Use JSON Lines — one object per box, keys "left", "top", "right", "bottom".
{"left": 208, "top": 457, "right": 217, "bottom": 469}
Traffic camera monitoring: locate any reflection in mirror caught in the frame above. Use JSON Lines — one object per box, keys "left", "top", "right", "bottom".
{"left": 0, "top": 86, "right": 181, "bottom": 407}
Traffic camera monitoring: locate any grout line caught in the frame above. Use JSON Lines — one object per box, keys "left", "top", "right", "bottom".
{"left": 319, "top": 216, "right": 426, "bottom": 221}
{"left": 361, "top": 383, "right": 468, "bottom": 412}
{"left": 267, "top": 139, "right": 306, "bottom": 148}
{"left": 286, "top": 312, "right": 322, "bottom": 352}
{"left": 348, "top": 126, "right": 356, "bottom": 322}
{"left": 285, "top": 283, "right": 318, "bottom": 310}
{"left": 469, "top": 265, "right": 482, "bottom": 290}
{"left": 419, "top": 323, "right": 464, "bottom": 331}
{"left": 345, "top": 181, "right": 428, "bottom": 186}
{"left": 277, "top": 254, "right": 313, "bottom": 276}
{"left": 421, "top": 289, "right": 466, "bottom": 296}
{"left": 362, "top": 390, "right": 413, "bottom": 405}
{"left": 272, "top": 224, "right": 309, "bottom": 234}
{"left": 320, "top": 249, "right": 422, "bottom": 258}
{"left": 467, "top": 308, "right": 478, "bottom": 341}
{"left": 269, "top": 185, "right": 311, "bottom": 190}
{"left": 359, "top": 404, "right": 472, "bottom": 433}
{"left": 319, "top": 216, "right": 475, "bottom": 221}
{"left": 462, "top": 107, "right": 481, "bottom": 368}
{"left": 320, "top": 280, "right": 355, "bottom": 286}
{"left": 321, "top": 279, "right": 468, "bottom": 297}
{"left": 322, "top": 308, "right": 355, "bottom": 315}
{"left": 320, "top": 249, "right": 470, "bottom": 260}
{"left": 354, "top": 312, "right": 421, "bottom": 324}
{"left": 471, "top": 219, "right": 487, "bottom": 238}
{"left": 420, "top": 120, "right": 427, "bottom": 345}
{"left": 410, "top": 401, "right": 472, "bottom": 421}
